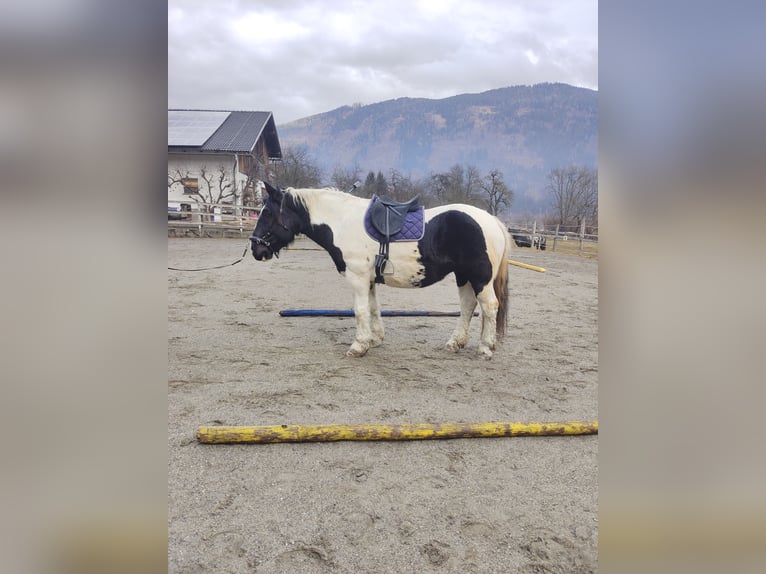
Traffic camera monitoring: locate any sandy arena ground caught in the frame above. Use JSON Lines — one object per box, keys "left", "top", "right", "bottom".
{"left": 168, "top": 236, "right": 598, "bottom": 573}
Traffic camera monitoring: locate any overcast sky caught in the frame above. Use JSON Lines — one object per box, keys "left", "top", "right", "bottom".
{"left": 168, "top": 0, "right": 597, "bottom": 124}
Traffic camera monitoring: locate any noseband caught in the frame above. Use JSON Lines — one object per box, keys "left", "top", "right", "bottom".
{"left": 249, "top": 233, "right": 274, "bottom": 248}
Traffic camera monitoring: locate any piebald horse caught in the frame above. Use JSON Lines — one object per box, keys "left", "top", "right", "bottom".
{"left": 250, "top": 182, "right": 510, "bottom": 358}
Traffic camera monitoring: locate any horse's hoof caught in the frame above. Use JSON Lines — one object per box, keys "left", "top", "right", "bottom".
{"left": 446, "top": 339, "right": 465, "bottom": 352}
{"left": 346, "top": 344, "right": 369, "bottom": 357}
{"left": 370, "top": 337, "right": 383, "bottom": 348}
{"left": 479, "top": 346, "right": 494, "bottom": 359}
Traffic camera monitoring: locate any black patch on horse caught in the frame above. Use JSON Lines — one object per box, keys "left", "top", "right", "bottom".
{"left": 415, "top": 210, "right": 493, "bottom": 293}
{"left": 307, "top": 222, "right": 346, "bottom": 274}
{"left": 282, "top": 192, "right": 347, "bottom": 274}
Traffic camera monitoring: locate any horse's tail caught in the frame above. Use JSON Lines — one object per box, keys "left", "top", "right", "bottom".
{"left": 494, "top": 222, "right": 511, "bottom": 338}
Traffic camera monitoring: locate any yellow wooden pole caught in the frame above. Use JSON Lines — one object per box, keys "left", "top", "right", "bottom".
{"left": 508, "top": 259, "right": 546, "bottom": 273}
{"left": 196, "top": 420, "right": 597, "bottom": 444}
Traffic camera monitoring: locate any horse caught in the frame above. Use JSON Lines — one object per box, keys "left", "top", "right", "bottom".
{"left": 250, "top": 182, "right": 511, "bottom": 359}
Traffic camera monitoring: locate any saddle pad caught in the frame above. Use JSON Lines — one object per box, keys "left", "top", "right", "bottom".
{"left": 364, "top": 204, "right": 425, "bottom": 242}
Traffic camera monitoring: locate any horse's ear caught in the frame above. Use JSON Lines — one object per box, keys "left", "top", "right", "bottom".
{"left": 263, "top": 181, "right": 282, "bottom": 199}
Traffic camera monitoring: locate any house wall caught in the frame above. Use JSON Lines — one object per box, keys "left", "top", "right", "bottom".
{"left": 167, "top": 152, "right": 249, "bottom": 207}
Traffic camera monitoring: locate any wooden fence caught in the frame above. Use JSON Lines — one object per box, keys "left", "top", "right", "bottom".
{"left": 508, "top": 220, "right": 598, "bottom": 258}
{"left": 168, "top": 202, "right": 259, "bottom": 238}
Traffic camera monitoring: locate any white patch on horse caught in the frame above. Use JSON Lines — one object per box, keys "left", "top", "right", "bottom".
{"left": 380, "top": 242, "right": 427, "bottom": 288}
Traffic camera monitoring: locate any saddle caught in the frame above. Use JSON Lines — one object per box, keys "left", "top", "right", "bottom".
{"left": 367, "top": 195, "right": 421, "bottom": 283}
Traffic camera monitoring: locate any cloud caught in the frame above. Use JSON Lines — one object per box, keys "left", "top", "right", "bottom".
{"left": 168, "top": 0, "right": 597, "bottom": 123}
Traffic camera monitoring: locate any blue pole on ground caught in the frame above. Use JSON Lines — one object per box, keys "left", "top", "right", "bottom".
{"left": 279, "top": 309, "right": 478, "bottom": 317}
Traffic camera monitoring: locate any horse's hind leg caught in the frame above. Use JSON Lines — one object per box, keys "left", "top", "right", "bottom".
{"left": 475, "top": 284, "right": 500, "bottom": 359}
{"left": 446, "top": 282, "right": 477, "bottom": 352}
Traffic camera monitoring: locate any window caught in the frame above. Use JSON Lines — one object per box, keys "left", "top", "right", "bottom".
{"left": 181, "top": 178, "right": 198, "bottom": 195}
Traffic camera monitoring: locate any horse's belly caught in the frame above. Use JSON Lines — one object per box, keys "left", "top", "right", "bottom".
{"left": 383, "top": 244, "right": 426, "bottom": 288}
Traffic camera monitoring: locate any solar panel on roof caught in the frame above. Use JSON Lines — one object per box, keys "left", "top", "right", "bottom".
{"left": 167, "top": 110, "right": 230, "bottom": 146}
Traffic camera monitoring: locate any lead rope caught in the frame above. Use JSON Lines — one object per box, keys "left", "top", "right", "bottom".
{"left": 168, "top": 243, "right": 249, "bottom": 272}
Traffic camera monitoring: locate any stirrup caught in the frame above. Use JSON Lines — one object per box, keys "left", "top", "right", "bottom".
{"left": 374, "top": 253, "right": 394, "bottom": 274}
{"left": 374, "top": 253, "right": 394, "bottom": 284}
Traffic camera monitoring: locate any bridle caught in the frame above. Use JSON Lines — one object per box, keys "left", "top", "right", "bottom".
{"left": 249, "top": 193, "right": 293, "bottom": 256}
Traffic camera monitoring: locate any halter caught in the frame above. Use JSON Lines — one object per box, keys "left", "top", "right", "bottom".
{"left": 249, "top": 193, "right": 293, "bottom": 256}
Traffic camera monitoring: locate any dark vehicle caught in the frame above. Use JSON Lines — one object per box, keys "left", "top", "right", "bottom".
{"left": 512, "top": 233, "right": 532, "bottom": 248}
{"left": 168, "top": 202, "right": 193, "bottom": 221}
{"left": 511, "top": 233, "right": 546, "bottom": 250}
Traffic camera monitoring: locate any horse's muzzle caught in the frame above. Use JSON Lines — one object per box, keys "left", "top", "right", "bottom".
{"left": 251, "top": 243, "right": 273, "bottom": 261}
{"left": 250, "top": 235, "right": 273, "bottom": 261}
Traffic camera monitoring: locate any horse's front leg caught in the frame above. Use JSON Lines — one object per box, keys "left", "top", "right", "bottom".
{"left": 368, "top": 282, "right": 385, "bottom": 347}
{"left": 346, "top": 273, "right": 375, "bottom": 357}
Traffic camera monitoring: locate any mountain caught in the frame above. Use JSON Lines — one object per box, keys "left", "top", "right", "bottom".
{"left": 276, "top": 83, "right": 597, "bottom": 214}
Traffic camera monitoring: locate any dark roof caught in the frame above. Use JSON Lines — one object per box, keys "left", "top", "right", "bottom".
{"left": 201, "top": 111, "right": 271, "bottom": 152}
{"left": 168, "top": 109, "right": 282, "bottom": 159}
{"left": 168, "top": 110, "right": 230, "bottom": 146}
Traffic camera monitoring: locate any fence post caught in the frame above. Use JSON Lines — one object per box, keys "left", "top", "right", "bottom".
{"left": 578, "top": 220, "right": 585, "bottom": 256}
{"left": 532, "top": 220, "right": 538, "bottom": 250}
{"left": 553, "top": 224, "right": 560, "bottom": 252}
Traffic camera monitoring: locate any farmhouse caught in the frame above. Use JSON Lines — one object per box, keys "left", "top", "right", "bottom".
{"left": 167, "top": 109, "right": 282, "bottom": 217}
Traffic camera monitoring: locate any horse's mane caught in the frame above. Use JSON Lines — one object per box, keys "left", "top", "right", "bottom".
{"left": 285, "top": 187, "right": 367, "bottom": 215}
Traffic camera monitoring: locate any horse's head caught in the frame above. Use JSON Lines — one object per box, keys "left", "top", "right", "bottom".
{"left": 250, "top": 182, "right": 301, "bottom": 261}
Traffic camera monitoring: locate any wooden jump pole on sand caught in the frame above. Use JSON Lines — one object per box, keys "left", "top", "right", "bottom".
{"left": 508, "top": 260, "right": 546, "bottom": 273}
{"left": 279, "top": 309, "right": 478, "bottom": 317}
{"left": 197, "top": 420, "right": 598, "bottom": 444}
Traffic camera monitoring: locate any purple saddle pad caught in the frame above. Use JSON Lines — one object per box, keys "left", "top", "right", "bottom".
{"left": 364, "top": 201, "right": 425, "bottom": 242}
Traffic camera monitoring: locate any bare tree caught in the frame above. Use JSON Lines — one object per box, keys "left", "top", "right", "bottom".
{"left": 387, "top": 169, "right": 410, "bottom": 201}
{"left": 271, "top": 145, "right": 322, "bottom": 188}
{"left": 427, "top": 164, "right": 482, "bottom": 206}
{"left": 167, "top": 168, "right": 191, "bottom": 192}
{"left": 480, "top": 169, "right": 513, "bottom": 216}
{"left": 198, "top": 166, "right": 236, "bottom": 205}
{"left": 547, "top": 166, "right": 597, "bottom": 227}
{"left": 168, "top": 165, "right": 237, "bottom": 206}
{"left": 241, "top": 156, "right": 269, "bottom": 208}
{"left": 578, "top": 168, "right": 598, "bottom": 230}
{"left": 387, "top": 168, "right": 402, "bottom": 199}
{"left": 360, "top": 171, "right": 377, "bottom": 198}
{"left": 374, "top": 171, "right": 388, "bottom": 196}
{"left": 330, "top": 163, "right": 362, "bottom": 192}
{"left": 464, "top": 165, "right": 483, "bottom": 206}
{"left": 386, "top": 169, "right": 427, "bottom": 203}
